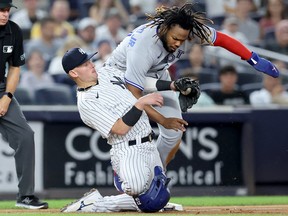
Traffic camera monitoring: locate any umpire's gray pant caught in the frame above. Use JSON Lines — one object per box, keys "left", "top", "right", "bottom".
{"left": 0, "top": 83, "right": 35, "bottom": 197}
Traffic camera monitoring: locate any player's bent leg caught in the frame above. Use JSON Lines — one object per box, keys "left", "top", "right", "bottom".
{"left": 156, "top": 128, "right": 183, "bottom": 167}
{"left": 61, "top": 189, "right": 138, "bottom": 213}
{"left": 153, "top": 90, "right": 184, "bottom": 167}
{"left": 113, "top": 142, "right": 161, "bottom": 196}
{"left": 119, "top": 152, "right": 153, "bottom": 195}
{"left": 165, "top": 139, "right": 182, "bottom": 165}
{"left": 97, "top": 194, "right": 138, "bottom": 212}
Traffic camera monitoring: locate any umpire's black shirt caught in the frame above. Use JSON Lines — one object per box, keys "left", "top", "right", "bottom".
{"left": 0, "top": 20, "right": 25, "bottom": 82}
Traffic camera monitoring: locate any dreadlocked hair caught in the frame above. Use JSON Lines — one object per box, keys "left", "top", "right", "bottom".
{"left": 146, "top": 3, "right": 213, "bottom": 44}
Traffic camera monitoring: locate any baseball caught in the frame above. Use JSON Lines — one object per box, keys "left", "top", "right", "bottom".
{"left": 182, "top": 88, "right": 191, "bottom": 95}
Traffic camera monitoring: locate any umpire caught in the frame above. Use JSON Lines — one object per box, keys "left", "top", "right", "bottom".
{"left": 0, "top": 0, "right": 48, "bottom": 209}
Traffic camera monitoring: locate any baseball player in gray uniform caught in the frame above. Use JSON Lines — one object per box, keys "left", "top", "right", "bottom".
{"left": 103, "top": 3, "right": 280, "bottom": 168}
{"left": 60, "top": 47, "right": 187, "bottom": 212}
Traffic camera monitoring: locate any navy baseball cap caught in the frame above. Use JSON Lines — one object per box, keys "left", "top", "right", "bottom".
{"left": 62, "top": 48, "right": 97, "bottom": 73}
{"left": 0, "top": 0, "right": 17, "bottom": 9}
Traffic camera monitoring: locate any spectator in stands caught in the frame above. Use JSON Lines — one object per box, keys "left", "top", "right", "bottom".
{"left": 156, "top": 0, "right": 175, "bottom": 7}
{"left": 205, "top": 0, "right": 236, "bottom": 19}
{"left": 206, "top": 16, "right": 249, "bottom": 72}
{"left": 77, "top": 17, "right": 98, "bottom": 54}
{"left": 221, "top": 16, "right": 249, "bottom": 44}
{"left": 19, "top": 50, "right": 55, "bottom": 98}
{"left": 129, "top": 0, "right": 157, "bottom": 15}
{"left": 263, "top": 19, "right": 288, "bottom": 55}
{"left": 176, "top": 43, "right": 217, "bottom": 79}
{"left": 49, "top": 0, "right": 80, "bottom": 22}
{"left": 209, "top": 65, "right": 249, "bottom": 105}
{"left": 272, "top": 60, "right": 288, "bottom": 84}
{"left": 96, "top": 8, "right": 129, "bottom": 48}
{"left": 259, "top": 0, "right": 287, "bottom": 40}
{"left": 25, "top": 17, "right": 63, "bottom": 69}
{"left": 94, "top": 39, "right": 113, "bottom": 70}
{"left": 30, "top": 0, "right": 75, "bottom": 39}
{"left": 233, "top": 0, "right": 261, "bottom": 45}
{"left": 204, "top": 0, "right": 260, "bottom": 26}
{"left": 10, "top": 0, "right": 47, "bottom": 40}
{"left": 128, "top": 0, "right": 157, "bottom": 28}
{"left": 250, "top": 73, "right": 288, "bottom": 105}
{"left": 48, "top": 35, "right": 86, "bottom": 86}
{"left": 89, "top": 0, "right": 129, "bottom": 26}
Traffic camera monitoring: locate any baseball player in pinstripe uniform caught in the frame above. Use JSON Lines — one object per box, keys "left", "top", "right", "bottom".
{"left": 102, "top": 2, "right": 280, "bottom": 168}
{"left": 60, "top": 47, "right": 187, "bottom": 212}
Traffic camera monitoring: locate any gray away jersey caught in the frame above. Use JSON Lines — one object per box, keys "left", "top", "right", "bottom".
{"left": 77, "top": 66, "right": 152, "bottom": 145}
{"left": 106, "top": 23, "right": 217, "bottom": 91}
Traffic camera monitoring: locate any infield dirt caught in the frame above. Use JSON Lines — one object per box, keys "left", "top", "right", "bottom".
{"left": 0, "top": 205, "right": 288, "bottom": 214}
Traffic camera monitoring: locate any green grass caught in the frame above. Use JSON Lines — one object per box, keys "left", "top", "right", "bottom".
{"left": 172, "top": 195, "right": 288, "bottom": 206}
{"left": 0, "top": 196, "right": 287, "bottom": 216}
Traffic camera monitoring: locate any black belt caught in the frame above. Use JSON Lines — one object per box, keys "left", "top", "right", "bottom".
{"left": 0, "top": 77, "right": 6, "bottom": 83}
{"left": 128, "top": 131, "right": 156, "bottom": 146}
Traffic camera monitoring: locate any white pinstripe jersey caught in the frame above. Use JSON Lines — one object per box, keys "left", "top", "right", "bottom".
{"left": 105, "top": 23, "right": 217, "bottom": 90}
{"left": 77, "top": 66, "right": 152, "bottom": 145}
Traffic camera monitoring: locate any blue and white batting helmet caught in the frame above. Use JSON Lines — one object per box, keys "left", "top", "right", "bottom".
{"left": 133, "top": 166, "right": 170, "bottom": 213}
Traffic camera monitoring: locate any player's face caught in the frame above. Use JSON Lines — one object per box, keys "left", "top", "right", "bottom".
{"left": 160, "top": 24, "right": 189, "bottom": 53}
{"left": 0, "top": 8, "right": 10, "bottom": 26}
{"left": 74, "top": 60, "right": 98, "bottom": 83}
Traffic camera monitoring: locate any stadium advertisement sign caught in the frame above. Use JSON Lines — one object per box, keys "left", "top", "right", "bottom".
{"left": 43, "top": 122, "right": 243, "bottom": 188}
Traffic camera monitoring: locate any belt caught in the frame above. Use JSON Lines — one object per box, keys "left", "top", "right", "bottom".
{"left": 0, "top": 77, "right": 6, "bottom": 83}
{"left": 128, "top": 131, "right": 156, "bottom": 146}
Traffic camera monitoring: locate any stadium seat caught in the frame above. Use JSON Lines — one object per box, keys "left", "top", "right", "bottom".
{"left": 200, "top": 82, "right": 240, "bottom": 95}
{"left": 34, "top": 84, "right": 75, "bottom": 105}
{"left": 198, "top": 69, "right": 218, "bottom": 84}
{"left": 71, "top": 85, "right": 78, "bottom": 105}
{"left": 200, "top": 82, "right": 221, "bottom": 95}
{"left": 52, "top": 74, "right": 75, "bottom": 87}
{"left": 241, "top": 83, "right": 263, "bottom": 97}
{"left": 237, "top": 69, "right": 263, "bottom": 86}
{"left": 14, "top": 87, "right": 34, "bottom": 105}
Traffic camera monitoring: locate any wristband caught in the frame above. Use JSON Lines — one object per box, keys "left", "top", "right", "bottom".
{"left": 156, "top": 80, "right": 172, "bottom": 91}
{"left": 122, "top": 105, "right": 143, "bottom": 126}
{"left": 4, "top": 92, "right": 13, "bottom": 99}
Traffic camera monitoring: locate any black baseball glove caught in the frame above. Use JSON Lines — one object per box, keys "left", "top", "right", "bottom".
{"left": 174, "top": 77, "right": 201, "bottom": 112}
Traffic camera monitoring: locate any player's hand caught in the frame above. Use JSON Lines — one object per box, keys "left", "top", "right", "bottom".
{"left": 136, "top": 93, "right": 164, "bottom": 110}
{"left": 247, "top": 52, "right": 280, "bottom": 78}
{"left": 161, "top": 117, "right": 188, "bottom": 132}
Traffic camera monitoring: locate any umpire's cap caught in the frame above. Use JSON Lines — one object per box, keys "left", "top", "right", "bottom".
{"left": 62, "top": 48, "right": 97, "bottom": 73}
{"left": 0, "top": 0, "right": 17, "bottom": 9}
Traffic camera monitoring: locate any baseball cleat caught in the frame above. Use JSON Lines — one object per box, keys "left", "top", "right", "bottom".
{"left": 60, "top": 188, "right": 103, "bottom": 212}
{"left": 162, "top": 202, "right": 184, "bottom": 211}
{"left": 15, "top": 195, "right": 48, "bottom": 209}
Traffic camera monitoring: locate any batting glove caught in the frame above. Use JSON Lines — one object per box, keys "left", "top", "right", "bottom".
{"left": 247, "top": 52, "right": 280, "bottom": 78}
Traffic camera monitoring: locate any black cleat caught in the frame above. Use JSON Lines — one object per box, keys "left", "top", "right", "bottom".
{"left": 16, "top": 195, "right": 48, "bottom": 209}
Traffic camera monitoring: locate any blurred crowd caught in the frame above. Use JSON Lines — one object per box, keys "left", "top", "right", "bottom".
{"left": 10, "top": 0, "right": 288, "bottom": 107}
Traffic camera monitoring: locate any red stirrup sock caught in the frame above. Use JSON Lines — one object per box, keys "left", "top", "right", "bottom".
{"left": 213, "top": 31, "right": 252, "bottom": 60}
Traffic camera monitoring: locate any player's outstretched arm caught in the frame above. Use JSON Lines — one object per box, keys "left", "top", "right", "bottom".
{"left": 213, "top": 31, "right": 280, "bottom": 78}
